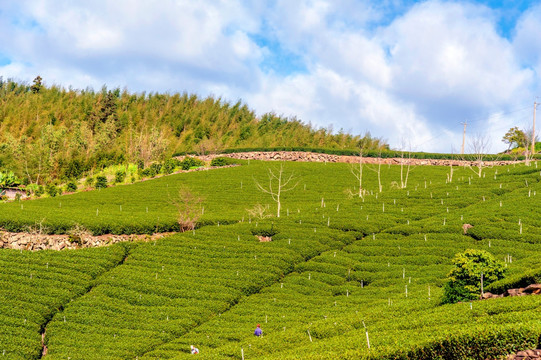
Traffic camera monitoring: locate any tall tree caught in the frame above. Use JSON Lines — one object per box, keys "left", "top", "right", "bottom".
{"left": 31, "top": 76, "right": 43, "bottom": 94}
{"left": 502, "top": 127, "right": 527, "bottom": 150}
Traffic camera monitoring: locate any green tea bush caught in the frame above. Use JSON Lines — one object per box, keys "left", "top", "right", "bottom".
{"left": 85, "top": 176, "right": 94, "bottom": 187}
{"left": 115, "top": 170, "right": 126, "bottom": 183}
{"left": 210, "top": 157, "right": 235, "bottom": 167}
{"left": 161, "top": 158, "right": 181, "bottom": 174}
{"left": 180, "top": 156, "right": 204, "bottom": 170}
{"left": 46, "top": 183, "right": 59, "bottom": 197}
{"left": 65, "top": 181, "right": 78, "bottom": 192}
{"left": 94, "top": 175, "right": 108, "bottom": 189}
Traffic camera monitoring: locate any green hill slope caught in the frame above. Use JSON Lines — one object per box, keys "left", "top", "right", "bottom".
{"left": 0, "top": 160, "right": 540, "bottom": 359}
{"left": 0, "top": 78, "right": 385, "bottom": 185}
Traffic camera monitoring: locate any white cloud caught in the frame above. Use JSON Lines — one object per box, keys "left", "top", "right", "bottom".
{"left": 0, "top": 0, "right": 538, "bottom": 153}
{"left": 0, "top": 0, "right": 264, "bottom": 90}
{"left": 513, "top": 4, "right": 541, "bottom": 96}
{"left": 380, "top": 1, "right": 532, "bottom": 108}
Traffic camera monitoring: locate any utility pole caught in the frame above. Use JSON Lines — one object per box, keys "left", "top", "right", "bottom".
{"left": 533, "top": 101, "right": 537, "bottom": 156}
{"left": 461, "top": 121, "right": 467, "bottom": 154}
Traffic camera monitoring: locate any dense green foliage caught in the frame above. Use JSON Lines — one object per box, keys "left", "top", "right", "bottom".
{"left": 442, "top": 249, "right": 506, "bottom": 304}
{"left": 0, "top": 171, "right": 21, "bottom": 187}
{"left": 0, "top": 78, "right": 386, "bottom": 185}
{"left": 0, "top": 160, "right": 540, "bottom": 359}
{"left": 0, "top": 244, "right": 128, "bottom": 359}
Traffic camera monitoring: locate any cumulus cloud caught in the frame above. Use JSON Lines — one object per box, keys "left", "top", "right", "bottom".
{"left": 513, "top": 4, "right": 541, "bottom": 95}
{"left": 0, "top": 0, "right": 538, "bottom": 153}
{"left": 0, "top": 0, "right": 264, "bottom": 91}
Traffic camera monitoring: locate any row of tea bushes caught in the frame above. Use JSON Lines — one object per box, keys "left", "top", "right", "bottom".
{"left": 0, "top": 244, "right": 128, "bottom": 359}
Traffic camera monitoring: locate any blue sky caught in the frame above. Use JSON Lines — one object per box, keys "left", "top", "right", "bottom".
{"left": 0, "top": 0, "right": 540, "bottom": 153}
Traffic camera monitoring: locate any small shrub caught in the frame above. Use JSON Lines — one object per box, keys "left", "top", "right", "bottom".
{"left": 251, "top": 223, "right": 279, "bottom": 238}
{"left": 115, "top": 170, "right": 126, "bottom": 184}
{"left": 181, "top": 156, "right": 204, "bottom": 170}
{"left": 35, "top": 185, "right": 44, "bottom": 197}
{"left": 141, "top": 167, "right": 157, "bottom": 178}
{"left": 46, "top": 184, "right": 59, "bottom": 197}
{"left": 162, "top": 158, "right": 181, "bottom": 174}
{"left": 85, "top": 176, "right": 94, "bottom": 188}
{"left": 68, "top": 234, "right": 82, "bottom": 245}
{"left": 149, "top": 163, "right": 162, "bottom": 174}
{"left": 210, "top": 157, "right": 230, "bottom": 167}
{"left": 65, "top": 181, "right": 78, "bottom": 192}
{"left": 95, "top": 176, "right": 108, "bottom": 189}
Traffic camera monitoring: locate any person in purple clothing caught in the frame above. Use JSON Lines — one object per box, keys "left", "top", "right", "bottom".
{"left": 254, "top": 324, "right": 263, "bottom": 336}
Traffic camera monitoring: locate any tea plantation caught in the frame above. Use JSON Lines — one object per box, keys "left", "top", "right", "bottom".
{"left": 0, "top": 160, "right": 540, "bottom": 359}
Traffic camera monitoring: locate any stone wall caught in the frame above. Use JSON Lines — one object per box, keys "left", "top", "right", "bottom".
{"left": 197, "top": 151, "right": 522, "bottom": 167}
{"left": 0, "top": 230, "right": 170, "bottom": 251}
{"left": 507, "top": 349, "right": 541, "bottom": 360}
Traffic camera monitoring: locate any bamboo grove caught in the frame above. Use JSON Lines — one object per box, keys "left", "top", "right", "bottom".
{"left": 0, "top": 77, "right": 387, "bottom": 185}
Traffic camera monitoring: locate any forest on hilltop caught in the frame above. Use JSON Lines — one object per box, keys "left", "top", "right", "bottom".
{"left": 0, "top": 77, "right": 386, "bottom": 185}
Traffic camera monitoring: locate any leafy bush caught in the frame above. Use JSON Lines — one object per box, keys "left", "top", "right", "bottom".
{"left": 94, "top": 176, "right": 108, "bottom": 189}
{"left": 442, "top": 249, "right": 506, "bottom": 304}
{"left": 85, "top": 176, "right": 94, "bottom": 187}
{"left": 0, "top": 171, "right": 21, "bottom": 187}
{"left": 115, "top": 170, "right": 126, "bottom": 184}
{"left": 181, "top": 156, "right": 204, "bottom": 170}
{"left": 141, "top": 167, "right": 157, "bottom": 178}
{"left": 65, "top": 181, "right": 78, "bottom": 192}
{"left": 251, "top": 224, "right": 279, "bottom": 238}
{"left": 210, "top": 157, "right": 232, "bottom": 167}
{"left": 46, "top": 184, "right": 59, "bottom": 197}
{"left": 35, "top": 185, "right": 44, "bottom": 197}
{"left": 162, "top": 158, "right": 181, "bottom": 174}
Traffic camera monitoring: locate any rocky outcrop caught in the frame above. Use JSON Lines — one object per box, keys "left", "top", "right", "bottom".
{"left": 462, "top": 223, "right": 473, "bottom": 234}
{"left": 482, "top": 284, "right": 541, "bottom": 299}
{"left": 0, "top": 230, "right": 171, "bottom": 251}
{"left": 256, "top": 235, "right": 272, "bottom": 242}
{"left": 507, "top": 349, "right": 541, "bottom": 359}
{"left": 197, "top": 151, "right": 521, "bottom": 167}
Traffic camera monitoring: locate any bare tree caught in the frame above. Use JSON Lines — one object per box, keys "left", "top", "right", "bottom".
{"left": 246, "top": 204, "right": 272, "bottom": 219}
{"left": 447, "top": 147, "right": 457, "bottom": 183}
{"left": 367, "top": 150, "right": 383, "bottom": 193}
{"left": 467, "top": 134, "right": 492, "bottom": 178}
{"left": 522, "top": 127, "right": 538, "bottom": 166}
{"left": 399, "top": 141, "right": 415, "bottom": 189}
{"left": 349, "top": 148, "right": 365, "bottom": 198}
{"left": 137, "top": 126, "right": 169, "bottom": 167}
{"left": 170, "top": 187, "right": 204, "bottom": 232}
{"left": 255, "top": 163, "right": 299, "bottom": 218}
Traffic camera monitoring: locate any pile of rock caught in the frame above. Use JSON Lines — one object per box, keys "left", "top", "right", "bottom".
{"left": 507, "top": 349, "right": 541, "bottom": 359}
{"left": 256, "top": 235, "right": 272, "bottom": 242}
{"left": 0, "top": 230, "right": 171, "bottom": 251}
{"left": 199, "top": 151, "right": 520, "bottom": 167}
{"left": 482, "top": 284, "right": 541, "bottom": 299}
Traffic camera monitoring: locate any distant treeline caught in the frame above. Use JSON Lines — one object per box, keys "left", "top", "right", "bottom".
{"left": 0, "top": 77, "right": 387, "bottom": 184}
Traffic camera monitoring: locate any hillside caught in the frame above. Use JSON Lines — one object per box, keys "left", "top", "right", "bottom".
{"left": 0, "top": 77, "right": 386, "bottom": 185}
{"left": 0, "top": 160, "right": 540, "bottom": 359}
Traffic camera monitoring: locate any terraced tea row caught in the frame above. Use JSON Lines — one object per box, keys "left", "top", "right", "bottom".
{"left": 40, "top": 223, "right": 357, "bottom": 359}
{"left": 0, "top": 245, "right": 128, "bottom": 359}
{"left": 1, "top": 160, "right": 540, "bottom": 359}
{"left": 140, "top": 232, "right": 541, "bottom": 359}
